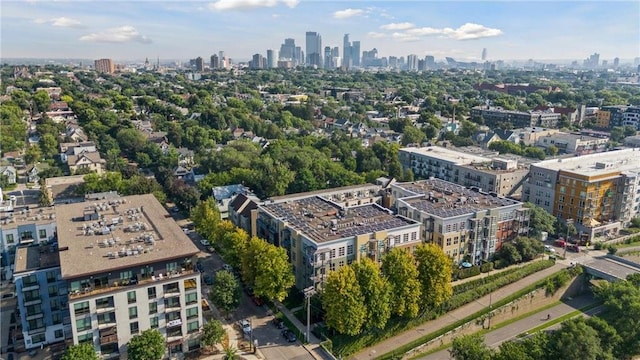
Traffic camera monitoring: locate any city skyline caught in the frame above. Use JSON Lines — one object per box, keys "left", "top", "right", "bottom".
{"left": 1, "top": 1, "right": 639, "bottom": 62}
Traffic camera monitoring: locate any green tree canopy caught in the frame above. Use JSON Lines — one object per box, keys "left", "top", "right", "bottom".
{"left": 450, "top": 333, "right": 493, "bottom": 360}
{"left": 381, "top": 248, "right": 421, "bottom": 318}
{"left": 415, "top": 243, "right": 453, "bottom": 311}
{"left": 322, "top": 265, "right": 367, "bottom": 336}
{"left": 352, "top": 258, "right": 392, "bottom": 330}
{"left": 252, "top": 240, "right": 295, "bottom": 302}
{"left": 201, "top": 320, "right": 226, "bottom": 348}
{"left": 127, "top": 329, "right": 165, "bottom": 360}
{"left": 524, "top": 202, "right": 556, "bottom": 239}
{"left": 210, "top": 270, "right": 241, "bottom": 314}
{"left": 61, "top": 343, "right": 99, "bottom": 360}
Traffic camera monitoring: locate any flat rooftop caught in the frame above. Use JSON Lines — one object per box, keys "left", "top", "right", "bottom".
{"left": 1, "top": 205, "right": 57, "bottom": 227}
{"left": 269, "top": 183, "right": 382, "bottom": 203}
{"left": 532, "top": 148, "right": 640, "bottom": 177}
{"left": 262, "top": 197, "right": 417, "bottom": 244}
{"left": 14, "top": 244, "right": 60, "bottom": 273}
{"left": 395, "top": 179, "right": 521, "bottom": 218}
{"left": 400, "top": 146, "right": 488, "bottom": 164}
{"left": 55, "top": 193, "right": 199, "bottom": 279}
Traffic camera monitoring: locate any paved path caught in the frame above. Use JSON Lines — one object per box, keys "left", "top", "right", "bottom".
{"left": 274, "top": 301, "right": 335, "bottom": 360}
{"left": 351, "top": 263, "right": 568, "bottom": 360}
{"left": 417, "top": 294, "right": 599, "bottom": 360}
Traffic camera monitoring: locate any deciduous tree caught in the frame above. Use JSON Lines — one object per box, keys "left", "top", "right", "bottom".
{"left": 127, "top": 329, "right": 165, "bottom": 360}
{"left": 61, "top": 343, "right": 99, "bottom": 360}
{"left": 253, "top": 242, "right": 294, "bottom": 302}
{"left": 450, "top": 333, "right": 492, "bottom": 360}
{"left": 210, "top": 270, "right": 241, "bottom": 315}
{"left": 352, "top": 258, "right": 392, "bottom": 330}
{"left": 381, "top": 248, "right": 421, "bottom": 318}
{"left": 415, "top": 243, "right": 453, "bottom": 311}
{"left": 201, "top": 320, "right": 226, "bottom": 348}
{"left": 322, "top": 265, "right": 367, "bottom": 336}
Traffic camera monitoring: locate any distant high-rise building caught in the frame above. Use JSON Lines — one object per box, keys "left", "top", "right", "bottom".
{"left": 195, "top": 56, "right": 204, "bottom": 71}
{"left": 324, "top": 46, "right": 332, "bottom": 69}
{"left": 343, "top": 34, "right": 351, "bottom": 68}
{"left": 266, "top": 49, "right": 276, "bottom": 68}
{"left": 94, "top": 58, "right": 115, "bottom": 74}
{"left": 279, "top": 38, "right": 296, "bottom": 61}
{"left": 305, "top": 31, "right": 322, "bottom": 67}
{"left": 602, "top": 60, "right": 608, "bottom": 67}
{"left": 389, "top": 56, "right": 398, "bottom": 68}
{"left": 613, "top": 57, "right": 620, "bottom": 68}
{"left": 425, "top": 55, "right": 435, "bottom": 68}
{"left": 407, "top": 54, "right": 418, "bottom": 71}
{"left": 331, "top": 47, "right": 339, "bottom": 58}
{"left": 210, "top": 54, "right": 219, "bottom": 69}
{"left": 583, "top": 53, "right": 600, "bottom": 68}
{"left": 251, "top": 54, "right": 265, "bottom": 69}
{"left": 482, "top": 48, "right": 487, "bottom": 61}
{"left": 351, "top": 41, "right": 360, "bottom": 67}
{"left": 635, "top": 57, "right": 640, "bottom": 67}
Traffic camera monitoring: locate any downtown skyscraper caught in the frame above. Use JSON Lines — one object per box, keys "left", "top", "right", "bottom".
{"left": 305, "top": 31, "right": 322, "bottom": 68}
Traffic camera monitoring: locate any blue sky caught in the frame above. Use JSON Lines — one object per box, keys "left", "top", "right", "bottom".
{"left": 1, "top": 1, "right": 639, "bottom": 62}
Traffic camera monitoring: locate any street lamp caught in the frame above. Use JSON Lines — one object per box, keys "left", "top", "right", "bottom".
{"left": 303, "top": 286, "right": 316, "bottom": 343}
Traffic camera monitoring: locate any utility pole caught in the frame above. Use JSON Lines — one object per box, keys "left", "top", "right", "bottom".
{"left": 564, "top": 218, "right": 574, "bottom": 257}
{"left": 303, "top": 286, "right": 316, "bottom": 343}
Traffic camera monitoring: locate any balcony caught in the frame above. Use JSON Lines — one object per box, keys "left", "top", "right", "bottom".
{"left": 166, "top": 318, "right": 182, "bottom": 328}
{"left": 100, "top": 333, "right": 118, "bottom": 345}
{"left": 23, "top": 298, "right": 42, "bottom": 307}
{"left": 28, "top": 326, "right": 46, "bottom": 335}
{"left": 26, "top": 313, "right": 43, "bottom": 321}
{"left": 21, "top": 283, "right": 40, "bottom": 292}
{"left": 69, "top": 268, "right": 196, "bottom": 300}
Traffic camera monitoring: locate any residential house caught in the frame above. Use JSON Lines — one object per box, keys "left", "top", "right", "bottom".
{"left": 65, "top": 124, "right": 88, "bottom": 143}
{"left": 26, "top": 163, "right": 50, "bottom": 183}
{"left": 176, "top": 148, "right": 194, "bottom": 168}
{"left": 228, "top": 193, "right": 260, "bottom": 237}
{"left": 0, "top": 165, "right": 17, "bottom": 184}
{"left": 67, "top": 152, "right": 106, "bottom": 175}
{"left": 59, "top": 142, "right": 98, "bottom": 163}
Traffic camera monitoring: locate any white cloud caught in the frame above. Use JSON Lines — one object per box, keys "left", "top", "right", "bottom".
{"left": 390, "top": 22, "right": 503, "bottom": 41}
{"left": 33, "top": 17, "right": 84, "bottom": 28}
{"left": 380, "top": 22, "right": 415, "bottom": 31}
{"left": 392, "top": 32, "right": 420, "bottom": 42}
{"left": 79, "top": 26, "right": 152, "bottom": 44}
{"left": 333, "top": 8, "right": 364, "bottom": 20}
{"left": 367, "top": 31, "right": 386, "bottom": 39}
{"left": 208, "top": 0, "right": 299, "bottom": 11}
{"left": 442, "top": 23, "right": 503, "bottom": 40}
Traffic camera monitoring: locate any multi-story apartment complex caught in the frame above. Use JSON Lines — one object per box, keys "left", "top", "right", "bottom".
{"left": 471, "top": 106, "right": 562, "bottom": 128}
{"left": 0, "top": 195, "right": 57, "bottom": 276}
{"left": 45, "top": 194, "right": 202, "bottom": 358}
{"left": 94, "top": 59, "right": 115, "bottom": 74}
{"left": 398, "top": 147, "right": 530, "bottom": 197}
{"left": 390, "top": 179, "right": 529, "bottom": 264}
{"left": 523, "top": 149, "right": 640, "bottom": 240}
{"left": 257, "top": 195, "right": 420, "bottom": 289}
{"left": 536, "top": 133, "right": 608, "bottom": 155}
{"left": 621, "top": 106, "right": 640, "bottom": 129}
{"left": 13, "top": 243, "right": 70, "bottom": 349}
{"left": 599, "top": 105, "right": 629, "bottom": 128}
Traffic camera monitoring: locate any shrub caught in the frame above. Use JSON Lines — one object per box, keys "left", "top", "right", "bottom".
{"left": 608, "top": 245, "right": 618, "bottom": 255}
{"left": 320, "top": 339, "right": 333, "bottom": 353}
{"left": 593, "top": 242, "right": 604, "bottom": 250}
{"left": 480, "top": 262, "right": 494, "bottom": 273}
{"left": 493, "top": 259, "right": 509, "bottom": 269}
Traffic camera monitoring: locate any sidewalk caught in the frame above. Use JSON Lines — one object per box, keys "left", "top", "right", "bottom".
{"left": 351, "top": 263, "right": 567, "bottom": 360}
{"left": 273, "top": 301, "right": 335, "bottom": 360}
{"left": 418, "top": 294, "right": 598, "bottom": 360}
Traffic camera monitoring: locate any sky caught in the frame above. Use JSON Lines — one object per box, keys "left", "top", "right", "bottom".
{"left": 1, "top": 0, "right": 639, "bottom": 62}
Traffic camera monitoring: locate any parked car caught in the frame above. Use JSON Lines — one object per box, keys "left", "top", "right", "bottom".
{"left": 272, "top": 318, "right": 285, "bottom": 329}
{"left": 200, "top": 239, "right": 210, "bottom": 246}
{"left": 222, "top": 264, "right": 233, "bottom": 272}
{"left": 240, "top": 319, "right": 251, "bottom": 335}
{"left": 281, "top": 329, "right": 297, "bottom": 342}
{"left": 206, "top": 246, "right": 215, "bottom": 253}
{"left": 202, "top": 275, "right": 213, "bottom": 285}
{"left": 544, "top": 245, "right": 556, "bottom": 253}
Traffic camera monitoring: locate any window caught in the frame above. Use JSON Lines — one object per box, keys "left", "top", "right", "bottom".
{"left": 21, "top": 231, "right": 33, "bottom": 240}
{"left": 120, "top": 271, "right": 132, "bottom": 280}
{"left": 150, "top": 316, "right": 159, "bottom": 329}
{"left": 97, "top": 312, "right": 116, "bottom": 325}
{"left": 166, "top": 262, "right": 178, "bottom": 273}
{"left": 23, "top": 274, "right": 38, "bottom": 286}
{"left": 339, "top": 260, "right": 345, "bottom": 267}
{"left": 453, "top": 223, "right": 458, "bottom": 231}
{"left": 130, "top": 322, "right": 139, "bottom": 335}
{"left": 39, "top": 229, "right": 47, "bottom": 239}
{"left": 147, "top": 287, "right": 156, "bottom": 299}
{"left": 6, "top": 234, "right": 14, "bottom": 244}
{"left": 186, "top": 307, "right": 198, "bottom": 319}
{"left": 129, "top": 306, "right": 138, "bottom": 319}
{"left": 149, "top": 301, "right": 158, "bottom": 314}
{"left": 46, "top": 271, "right": 57, "bottom": 283}
{"left": 411, "top": 232, "right": 417, "bottom": 241}
{"left": 446, "top": 238, "right": 452, "bottom": 246}
{"left": 52, "top": 311, "right": 62, "bottom": 325}
{"left": 330, "top": 262, "right": 336, "bottom": 271}
{"left": 338, "top": 247, "right": 345, "bottom": 257}
{"left": 330, "top": 249, "right": 335, "bottom": 258}
{"left": 74, "top": 301, "right": 90, "bottom": 316}
{"left": 95, "top": 296, "right": 114, "bottom": 309}
{"left": 76, "top": 317, "right": 92, "bottom": 331}
{"left": 48, "top": 285, "right": 58, "bottom": 297}
{"left": 127, "top": 291, "right": 136, "bottom": 304}
{"left": 187, "top": 320, "right": 199, "bottom": 334}
{"left": 78, "top": 333, "right": 93, "bottom": 344}
{"left": 347, "top": 245, "right": 354, "bottom": 255}
{"left": 185, "top": 292, "right": 197, "bottom": 305}
{"left": 54, "top": 329, "right": 63, "bottom": 339}
{"left": 403, "top": 233, "right": 409, "bottom": 243}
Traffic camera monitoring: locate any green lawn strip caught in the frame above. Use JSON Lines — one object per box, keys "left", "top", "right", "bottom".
{"left": 484, "top": 301, "right": 560, "bottom": 332}
{"left": 517, "top": 301, "right": 602, "bottom": 336}
{"left": 375, "top": 268, "right": 576, "bottom": 360}
{"left": 617, "top": 241, "right": 640, "bottom": 249}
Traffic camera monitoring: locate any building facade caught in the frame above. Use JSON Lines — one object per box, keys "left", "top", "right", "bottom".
{"left": 471, "top": 106, "right": 562, "bottom": 128}
{"left": 390, "top": 179, "right": 529, "bottom": 265}
{"left": 535, "top": 133, "right": 608, "bottom": 155}
{"left": 94, "top": 59, "right": 115, "bottom": 74}
{"left": 398, "top": 147, "right": 530, "bottom": 197}
{"left": 523, "top": 149, "right": 640, "bottom": 240}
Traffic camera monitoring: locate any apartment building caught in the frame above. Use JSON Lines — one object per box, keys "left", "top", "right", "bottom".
{"left": 94, "top": 59, "right": 115, "bottom": 74}
{"left": 55, "top": 194, "right": 202, "bottom": 358}
{"left": 523, "top": 149, "right": 640, "bottom": 240}
{"left": 536, "top": 133, "right": 608, "bottom": 155}
{"left": 13, "top": 244, "right": 70, "bottom": 349}
{"left": 257, "top": 195, "right": 420, "bottom": 289}
{"left": 471, "top": 106, "right": 562, "bottom": 128}
{"left": 390, "top": 179, "right": 529, "bottom": 264}
{"left": 398, "top": 147, "right": 529, "bottom": 197}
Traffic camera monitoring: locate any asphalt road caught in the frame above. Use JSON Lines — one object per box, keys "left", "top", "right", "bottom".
{"left": 183, "top": 224, "right": 314, "bottom": 360}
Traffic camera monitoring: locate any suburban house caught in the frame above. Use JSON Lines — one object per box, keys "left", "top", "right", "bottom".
{"left": 0, "top": 165, "right": 17, "bottom": 184}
